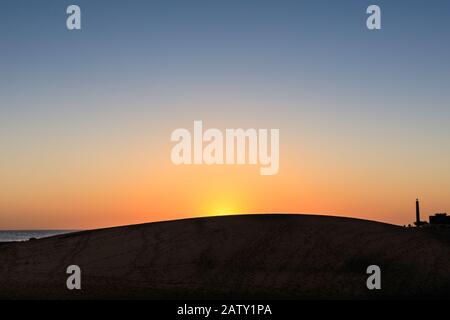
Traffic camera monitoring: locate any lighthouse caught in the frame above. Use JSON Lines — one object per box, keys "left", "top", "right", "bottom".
{"left": 414, "top": 198, "right": 426, "bottom": 226}
{"left": 415, "top": 198, "right": 421, "bottom": 226}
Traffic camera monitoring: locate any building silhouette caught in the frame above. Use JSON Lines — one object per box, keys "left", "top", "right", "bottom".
{"left": 413, "top": 198, "right": 450, "bottom": 226}
{"left": 429, "top": 213, "right": 450, "bottom": 225}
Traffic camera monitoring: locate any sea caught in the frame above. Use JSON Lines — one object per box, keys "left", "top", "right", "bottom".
{"left": 0, "top": 230, "right": 76, "bottom": 242}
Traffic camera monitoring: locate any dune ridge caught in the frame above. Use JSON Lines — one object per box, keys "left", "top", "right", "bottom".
{"left": 0, "top": 214, "right": 449, "bottom": 299}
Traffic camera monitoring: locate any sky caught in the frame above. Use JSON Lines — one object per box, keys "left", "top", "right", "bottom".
{"left": 1, "top": 0, "right": 450, "bottom": 229}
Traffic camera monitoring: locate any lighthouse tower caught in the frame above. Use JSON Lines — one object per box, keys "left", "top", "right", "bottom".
{"left": 414, "top": 198, "right": 426, "bottom": 226}
{"left": 415, "top": 198, "right": 421, "bottom": 226}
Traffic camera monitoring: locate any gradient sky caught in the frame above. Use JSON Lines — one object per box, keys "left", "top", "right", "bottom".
{"left": 1, "top": 0, "right": 450, "bottom": 229}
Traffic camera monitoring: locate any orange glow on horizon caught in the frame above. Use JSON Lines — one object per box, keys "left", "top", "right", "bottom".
{"left": 1, "top": 127, "right": 450, "bottom": 229}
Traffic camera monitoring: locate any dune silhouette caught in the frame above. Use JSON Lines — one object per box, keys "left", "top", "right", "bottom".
{"left": 0, "top": 214, "right": 449, "bottom": 299}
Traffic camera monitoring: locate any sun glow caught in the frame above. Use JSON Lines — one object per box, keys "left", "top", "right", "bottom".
{"left": 203, "top": 195, "right": 241, "bottom": 217}
{"left": 211, "top": 206, "right": 236, "bottom": 217}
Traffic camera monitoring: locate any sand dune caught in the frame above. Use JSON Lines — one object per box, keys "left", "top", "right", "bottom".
{"left": 0, "top": 214, "right": 449, "bottom": 299}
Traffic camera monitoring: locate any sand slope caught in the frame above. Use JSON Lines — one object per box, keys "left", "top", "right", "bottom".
{"left": 0, "top": 214, "right": 449, "bottom": 299}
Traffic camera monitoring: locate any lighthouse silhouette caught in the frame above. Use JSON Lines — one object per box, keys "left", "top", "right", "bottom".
{"left": 416, "top": 198, "right": 421, "bottom": 225}
{"left": 414, "top": 198, "right": 426, "bottom": 226}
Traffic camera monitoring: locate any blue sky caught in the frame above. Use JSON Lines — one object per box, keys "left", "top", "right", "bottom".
{"left": 1, "top": 0, "right": 450, "bottom": 227}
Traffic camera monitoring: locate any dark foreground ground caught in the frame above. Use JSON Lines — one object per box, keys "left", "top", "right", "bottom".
{"left": 0, "top": 214, "right": 449, "bottom": 299}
